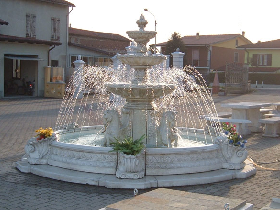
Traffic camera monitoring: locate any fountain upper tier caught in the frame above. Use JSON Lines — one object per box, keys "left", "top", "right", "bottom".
{"left": 117, "top": 14, "right": 166, "bottom": 68}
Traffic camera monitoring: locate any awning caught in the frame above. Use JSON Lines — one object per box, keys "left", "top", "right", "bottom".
{"left": 4, "top": 56, "right": 44, "bottom": 61}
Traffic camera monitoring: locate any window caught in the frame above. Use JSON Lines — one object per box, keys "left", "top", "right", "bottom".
{"left": 51, "top": 17, "right": 60, "bottom": 41}
{"left": 51, "top": 60, "right": 59, "bottom": 67}
{"left": 252, "top": 54, "right": 272, "bottom": 66}
{"left": 235, "top": 39, "right": 239, "bottom": 47}
{"left": 13, "top": 59, "right": 21, "bottom": 79}
{"left": 26, "top": 13, "right": 36, "bottom": 38}
{"left": 192, "top": 49, "right": 199, "bottom": 66}
{"left": 234, "top": 52, "right": 239, "bottom": 63}
{"left": 94, "top": 57, "right": 112, "bottom": 66}
{"left": 70, "top": 55, "right": 95, "bottom": 67}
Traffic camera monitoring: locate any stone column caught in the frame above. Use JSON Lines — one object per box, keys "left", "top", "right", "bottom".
{"left": 165, "top": 55, "right": 170, "bottom": 69}
{"left": 171, "top": 48, "right": 185, "bottom": 68}
{"left": 73, "top": 56, "right": 85, "bottom": 99}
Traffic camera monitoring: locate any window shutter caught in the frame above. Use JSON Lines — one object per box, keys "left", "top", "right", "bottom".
{"left": 267, "top": 54, "right": 272, "bottom": 66}
{"left": 252, "top": 54, "right": 258, "bottom": 66}
{"left": 57, "top": 18, "right": 60, "bottom": 40}
{"left": 31, "top": 15, "right": 36, "bottom": 38}
{"left": 26, "top": 14, "right": 31, "bottom": 37}
{"left": 51, "top": 18, "right": 55, "bottom": 39}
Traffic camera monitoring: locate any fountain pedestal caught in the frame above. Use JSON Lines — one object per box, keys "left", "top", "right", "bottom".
{"left": 106, "top": 82, "right": 175, "bottom": 147}
{"left": 105, "top": 14, "right": 175, "bottom": 147}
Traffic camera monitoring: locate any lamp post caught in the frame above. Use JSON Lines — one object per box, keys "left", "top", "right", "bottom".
{"left": 144, "top": 9, "right": 157, "bottom": 53}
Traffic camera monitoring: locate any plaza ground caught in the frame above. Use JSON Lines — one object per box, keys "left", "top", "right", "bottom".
{"left": 0, "top": 87, "right": 279, "bottom": 209}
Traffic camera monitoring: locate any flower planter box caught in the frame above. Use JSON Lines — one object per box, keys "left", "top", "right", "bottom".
{"left": 116, "top": 151, "right": 145, "bottom": 179}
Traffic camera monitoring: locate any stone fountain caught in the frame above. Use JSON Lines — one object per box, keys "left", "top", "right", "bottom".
{"left": 16, "top": 15, "right": 256, "bottom": 189}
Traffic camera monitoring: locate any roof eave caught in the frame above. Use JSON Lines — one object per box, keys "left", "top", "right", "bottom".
{"left": 0, "top": 35, "right": 62, "bottom": 46}
{"left": 38, "top": 0, "right": 75, "bottom": 7}
{"left": 238, "top": 47, "right": 280, "bottom": 50}
{"left": 68, "top": 42, "right": 114, "bottom": 56}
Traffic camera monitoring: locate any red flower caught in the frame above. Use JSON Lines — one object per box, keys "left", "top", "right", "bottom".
{"left": 37, "top": 135, "right": 45, "bottom": 141}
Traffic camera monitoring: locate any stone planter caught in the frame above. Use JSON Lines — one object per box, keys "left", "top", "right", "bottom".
{"left": 23, "top": 137, "right": 53, "bottom": 164}
{"left": 116, "top": 151, "right": 145, "bottom": 179}
{"left": 222, "top": 144, "right": 248, "bottom": 169}
{"left": 215, "top": 134, "right": 248, "bottom": 170}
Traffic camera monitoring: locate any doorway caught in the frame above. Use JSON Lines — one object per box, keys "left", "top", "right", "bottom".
{"left": 4, "top": 55, "right": 39, "bottom": 97}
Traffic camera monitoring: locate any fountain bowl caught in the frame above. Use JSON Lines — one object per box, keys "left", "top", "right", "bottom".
{"left": 106, "top": 83, "right": 175, "bottom": 102}
{"left": 126, "top": 31, "right": 156, "bottom": 44}
{"left": 117, "top": 54, "right": 166, "bottom": 67}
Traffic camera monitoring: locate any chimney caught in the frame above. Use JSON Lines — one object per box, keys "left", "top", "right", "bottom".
{"left": 242, "top": 31, "right": 245, "bottom": 36}
{"left": 196, "top": 32, "right": 199, "bottom": 39}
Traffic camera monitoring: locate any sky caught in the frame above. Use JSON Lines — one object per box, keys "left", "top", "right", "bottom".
{"left": 69, "top": 0, "right": 280, "bottom": 45}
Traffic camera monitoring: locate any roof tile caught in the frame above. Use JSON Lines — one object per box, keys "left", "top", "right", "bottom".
{"left": 238, "top": 39, "right": 280, "bottom": 49}
{"left": 69, "top": 28, "right": 129, "bottom": 42}
{"left": 158, "top": 34, "right": 251, "bottom": 46}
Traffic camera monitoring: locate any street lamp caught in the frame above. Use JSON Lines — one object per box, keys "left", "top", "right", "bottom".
{"left": 144, "top": 8, "right": 157, "bottom": 53}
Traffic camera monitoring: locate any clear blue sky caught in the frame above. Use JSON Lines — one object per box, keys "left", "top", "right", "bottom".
{"left": 69, "top": 0, "right": 280, "bottom": 45}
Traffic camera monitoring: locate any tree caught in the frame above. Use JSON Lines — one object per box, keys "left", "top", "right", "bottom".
{"left": 164, "top": 32, "right": 186, "bottom": 67}
{"left": 164, "top": 32, "right": 185, "bottom": 56}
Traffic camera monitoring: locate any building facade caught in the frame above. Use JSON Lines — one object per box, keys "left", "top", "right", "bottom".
{"left": 0, "top": 0, "right": 74, "bottom": 98}
{"left": 237, "top": 39, "right": 280, "bottom": 73}
{"left": 68, "top": 27, "right": 130, "bottom": 67}
{"left": 158, "top": 33, "right": 252, "bottom": 77}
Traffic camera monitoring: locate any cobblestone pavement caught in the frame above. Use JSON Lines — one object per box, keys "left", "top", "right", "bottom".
{"left": 0, "top": 88, "right": 280, "bottom": 210}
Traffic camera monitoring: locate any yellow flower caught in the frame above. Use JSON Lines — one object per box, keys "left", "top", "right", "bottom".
{"left": 35, "top": 127, "right": 53, "bottom": 140}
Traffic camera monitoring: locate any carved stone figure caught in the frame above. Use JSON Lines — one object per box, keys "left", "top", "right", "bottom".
{"left": 23, "top": 135, "right": 55, "bottom": 164}
{"left": 103, "top": 109, "right": 121, "bottom": 146}
{"left": 157, "top": 111, "right": 180, "bottom": 148}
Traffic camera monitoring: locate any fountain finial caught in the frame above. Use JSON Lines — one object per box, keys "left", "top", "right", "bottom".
{"left": 136, "top": 14, "right": 148, "bottom": 31}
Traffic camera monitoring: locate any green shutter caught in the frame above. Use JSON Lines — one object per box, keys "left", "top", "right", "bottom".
{"left": 252, "top": 54, "right": 258, "bottom": 66}
{"left": 267, "top": 54, "right": 272, "bottom": 66}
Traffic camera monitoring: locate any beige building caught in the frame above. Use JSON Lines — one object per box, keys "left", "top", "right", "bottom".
{"left": 0, "top": 0, "right": 74, "bottom": 98}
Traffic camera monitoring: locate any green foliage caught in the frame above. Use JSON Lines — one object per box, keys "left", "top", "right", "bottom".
{"left": 164, "top": 32, "right": 186, "bottom": 56}
{"left": 110, "top": 135, "right": 145, "bottom": 155}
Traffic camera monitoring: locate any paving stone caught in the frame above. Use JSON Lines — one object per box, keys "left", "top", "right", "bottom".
{"left": 0, "top": 89, "right": 280, "bottom": 209}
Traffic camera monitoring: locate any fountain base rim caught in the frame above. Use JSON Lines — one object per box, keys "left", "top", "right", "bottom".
{"left": 15, "top": 159, "right": 256, "bottom": 189}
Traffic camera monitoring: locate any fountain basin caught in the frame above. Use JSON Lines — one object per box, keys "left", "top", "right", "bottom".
{"left": 50, "top": 143, "right": 224, "bottom": 175}
{"left": 16, "top": 136, "right": 256, "bottom": 189}
{"left": 20, "top": 137, "right": 223, "bottom": 175}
